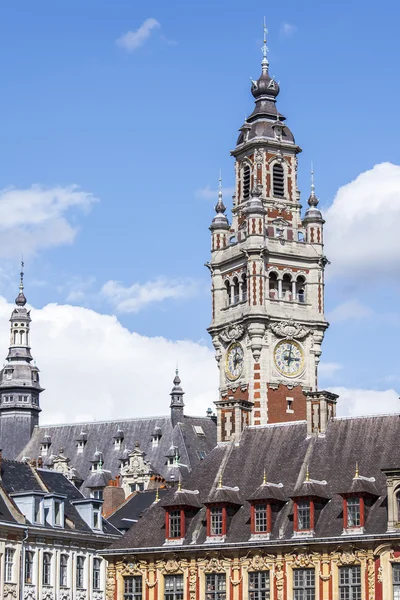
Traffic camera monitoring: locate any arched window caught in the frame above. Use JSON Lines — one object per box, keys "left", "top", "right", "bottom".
{"left": 282, "top": 273, "right": 292, "bottom": 300}
{"left": 272, "top": 163, "right": 284, "bottom": 197}
{"left": 233, "top": 277, "right": 240, "bottom": 305}
{"left": 224, "top": 280, "right": 231, "bottom": 307}
{"left": 43, "top": 552, "right": 51, "bottom": 586}
{"left": 243, "top": 165, "right": 251, "bottom": 200}
{"left": 241, "top": 274, "right": 247, "bottom": 302}
{"left": 19, "top": 331, "right": 24, "bottom": 345}
{"left": 13, "top": 331, "right": 17, "bottom": 345}
{"left": 60, "top": 554, "right": 68, "bottom": 587}
{"left": 296, "top": 276, "right": 306, "bottom": 303}
{"left": 269, "top": 272, "right": 278, "bottom": 299}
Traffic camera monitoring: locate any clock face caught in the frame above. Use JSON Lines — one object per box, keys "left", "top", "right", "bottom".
{"left": 274, "top": 340, "right": 304, "bottom": 378}
{"left": 225, "top": 342, "right": 244, "bottom": 381}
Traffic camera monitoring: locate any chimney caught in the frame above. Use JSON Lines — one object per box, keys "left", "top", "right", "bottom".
{"left": 102, "top": 480, "right": 126, "bottom": 517}
{"left": 37, "top": 456, "right": 43, "bottom": 468}
{"left": 0, "top": 449, "right": 3, "bottom": 480}
{"left": 305, "top": 390, "right": 338, "bottom": 436}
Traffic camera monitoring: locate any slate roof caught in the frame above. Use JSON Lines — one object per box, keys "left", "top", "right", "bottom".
{"left": 106, "top": 414, "right": 400, "bottom": 551}
{"left": 19, "top": 414, "right": 217, "bottom": 497}
{"left": 108, "top": 489, "right": 169, "bottom": 532}
{"left": 0, "top": 459, "right": 120, "bottom": 537}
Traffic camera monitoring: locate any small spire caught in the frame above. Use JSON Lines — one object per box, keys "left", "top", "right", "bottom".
{"left": 305, "top": 465, "right": 310, "bottom": 482}
{"left": 178, "top": 479, "right": 182, "bottom": 491}
{"left": 215, "top": 171, "right": 226, "bottom": 214}
{"left": 218, "top": 472, "right": 223, "bottom": 488}
{"left": 261, "top": 17, "right": 269, "bottom": 72}
{"left": 263, "top": 469, "right": 267, "bottom": 485}
{"left": 355, "top": 462, "right": 359, "bottom": 478}
{"left": 308, "top": 163, "right": 319, "bottom": 208}
{"left": 155, "top": 486, "right": 159, "bottom": 502}
{"left": 15, "top": 258, "right": 27, "bottom": 307}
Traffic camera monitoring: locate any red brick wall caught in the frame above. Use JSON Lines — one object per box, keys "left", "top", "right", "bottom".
{"left": 267, "top": 384, "right": 307, "bottom": 423}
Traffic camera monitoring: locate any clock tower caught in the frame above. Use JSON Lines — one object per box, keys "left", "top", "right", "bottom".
{"left": 207, "top": 26, "right": 329, "bottom": 442}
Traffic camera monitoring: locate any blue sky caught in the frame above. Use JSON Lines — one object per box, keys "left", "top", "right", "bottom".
{"left": 0, "top": 1, "right": 399, "bottom": 421}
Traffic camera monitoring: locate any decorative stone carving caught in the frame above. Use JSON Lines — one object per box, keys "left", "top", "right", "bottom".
{"left": 76, "top": 593, "right": 86, "bottom": 600}
{"left": 4, "top": 584, "right": 17, "bottom": 598}
{"left": 378, "top": 566, "right": 383, "bottom": 583}
{"left": 106, "top": 564, "right": 116, "bottom": 600}
{"left": 367, "top": 558, "right": 375, "bottom": 600}
{"left": 219, "top": 324, "right": 245, "bottom": 344}
{"left": 274, "top": 563, "right": 285, "bottom": 600}
{"left": 156, "top": 556, "right": 187, "bottom": 574}
{"left": 255, "top": 149, "right": 264, "bottom": 164}
{"left": 117, "top": 557, "right": 147, "bottom": 576}
{"left": 93, "top": 594, "right": 103, "bottom": 600}
{"left": 59, "top": 591, "right": 71, "bottom": 600}
{"left": 270, "top": 319, "right": 311, "bottom": 341}
{"left": 188, "top": 565, "right": 197, "bottom": 600}
{"left": 389, "top": 550, "right": 400, "bottom": 563}
{"left": 23, "top": 586, "right": 36, "bottom": 600}
{"left": 203, "top": 556, "right": 226, "bottom": 573}
{"left": 120, "top": 443, "right": 153, "bottom": 496}
{"left": 41, "top": 588, "right": 54, "bottom": 600}
{"left": 290, "top": 552, "right": 319, "bottom": 567}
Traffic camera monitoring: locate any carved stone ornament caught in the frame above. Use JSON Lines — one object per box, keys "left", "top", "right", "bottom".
{"left": 286, "top": 551, "right": 320, "bottom": 568}
{"left": 23, "top": 587, "right": 36, "bottom": 600}
{"left": 41, "top": 588, "right": 54, "bottom": 600}
{"left": 378, "top": 566, "right": 383, "bottom": 583}
{"left": 76, "top": 593, "right": 86, "bottom": 600}
{"left": 270, "top": 319, "right": 311, "bottom": 341}
{"left": 389, "top": 550, "right": 400, "bottom": 563}
{"left": 274, "top": 563, "right": 285, "bottom": 600}
{"left": 255, "top": 149, "right": 264, "bottom": 164}
{"left": 106, "top": 564, "right": 116, "bottom": 600}
{"left": 156, "top": 556, "right": 187, "bottom": 574}
{"left": 117, "top": 558, "right": 147, "bottom": 576}
{"left": 188, "top": 566, "right": 197, "bottom": 600}
{"left": 336, "top": 551, "right": 361, "bottom": 565}
{"left": 4, "top": 584, "right": 17, "bottom": 598}
{"left": 59, "top": 591, "right": 71, "bottom": 600}
{"left": 219, "top": 323, "right": 245, "bottom": 344}
{"left": 93, "top": 594, "right": 104, "bottom": 600}
{"left": 201, "top": 555, "right": 228, "bottom": 573}
{"left": 367, "top": 557, "right": 375, "bottom": 600}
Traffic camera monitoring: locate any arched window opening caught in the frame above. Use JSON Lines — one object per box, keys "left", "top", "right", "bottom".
{"left": 233, "top": 277, "right": 240, "bottom": 305}
{"left": 224, "top": 280, "right": 231, "bottom": 307}
{"left": 272, "top": 164, "right": 284, "bottom": 198}
{"left": 19, "top": 331, "right": 24, "bottom": 345}
{"left": 269, "top": 272, "right": 278, "bottom": 299}
{"left": 243, "top": 166, "right": 251, "bottom": 200}
{"left": 296, "top": 276, "right": 306, "bottom": 303}
{"left": 282, "top": 274, "right": 292, "bottom": 300}
{"left": 13, "top": 331, "right": 17, "bottom": 344}
{"left": 241, "top": 275, "right": 247, "bottom": 302}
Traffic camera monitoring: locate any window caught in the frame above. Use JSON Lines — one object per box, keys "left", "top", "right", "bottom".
{"left": 249, "top": 571, "right": 270, "bottom": 600}
{"left": 347, "top": 497, "right": 361, "bottom": 527}
{"left": 4, "top": 369, "right": 12, "bottom": 380}
{"left": 393, "top": 564, "right": 400, "bottom": 600}
{"left": 339, "top": 566, "right": 361, "bottom": 600}
{"left": 296, "top": 276, "right": 306, "bottom": 303}
{"left": 206, "top": 573, "right": 226, "bottom": 600}
{"left": 43, "top": 552, "right": 51, "bottom": 586}
{"left": 197, "top": 450, "right": 207, "bottom": 460}
{"left": 254, "top": 504, "right": 268, "bottom": 533}
{"left": 164, "top": 575, "right": 184, "bottom": 600}
{"left": 293, "top": 568, "right": 315, "bottom": 600}
{"left": 168, "top": 510, "right": 182, "bottom": 538}
{"left": 272, "top": 163, "right": 284, "bottom": 197}
{"left": 76, "top": 556, "right": 85, "bottom": 589}
{"left": 34, "top": 496, "right": 42, "bottom": 523}
{"left": 92, "top": 489, "right": 103, "bottom": 500}
{"left": 93, "top": 510, "right": 101, "bottom": 530}
{"left": 93, "top": 558, "right": 101, "bottom": 590}
{"left": 25, "top": 551, "right": 34, "bottom": 584}
{"left": 124, "top": 576, "right": 143, "bottom": 600}
{"left": 269, "top": 272, "right": 278, "bottom": 299}
{"left": 297, "top": 500, "right": 311, "bottom": 530}
{"left": 193, "top": 425, "right": 205, "bottom": 436}
{"left": 5, "top": 548, "right": 14, "bottom": 583}
{"left": 60, "top": 554, "right": 68, "bottom": 587}
{"left": 54, "top": 500, "right": 62, "bottom": 526}
{"left": 224, "top": 280, "right": 231, "bottom": 307}
{"left": 243, "top": 166, "right": 251, "bottom": 200}
{"left": 232, "top": 277, "right": 240, "bottom": 304}
{"left": 282, "top": 273, "right": 292, "bottom": 300}
{"left": 241, "top": 275, "right": 247, "bottom": 302}
{"left": 210, "top": 507, "right": 223, "bottom": 536}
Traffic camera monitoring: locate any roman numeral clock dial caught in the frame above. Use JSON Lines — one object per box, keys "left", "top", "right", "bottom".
{"left": 225, "top": 342, "right": 244, "bottom": 381}
{"left": 274, "top": 339, "right": 305, "bottom": 378}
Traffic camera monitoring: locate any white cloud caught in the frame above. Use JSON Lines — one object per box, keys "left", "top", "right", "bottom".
{"left": 327, "top": 299, "right": 373, "bottom": 323}
{"left": 101, "top": 277, "right": 199, "bottom": 313}
{"left": 0, "top": 185, "right": 98, "bottom": 258}
{"left": 195, "top": 186, "right": 235, "bottom": 201}
{"left": 319, "top": 362, "right": 342, "bottom": 378}
{"left": 325, "top": 162, "right": 400, "bottom": 279}
{"left": 332, "top": 386, "right": 400, "bottom": 417}
{"left": 280, "top": 23, "right": 297, "bottom": 37}
{"left": 116, "top": 18, "right": 160, "bottom": 52}
{"left": 0, "top": 297, "right": 218, "bottom": 425}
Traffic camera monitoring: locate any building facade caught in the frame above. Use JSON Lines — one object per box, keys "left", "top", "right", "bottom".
{"left": 208, "top": 26, "right": 328, "bottom": 442}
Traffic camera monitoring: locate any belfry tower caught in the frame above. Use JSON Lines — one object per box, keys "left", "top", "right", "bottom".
{"left": 208, "top": 25, "right": 329, "bottom": 442}
{"left": 0, "top": 264, "right": 43, "bottom": 458}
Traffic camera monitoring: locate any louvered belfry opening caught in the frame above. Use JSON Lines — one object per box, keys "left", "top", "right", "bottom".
{"left": 243, "top": 166, "right": 251, "bottom": 200}
{"left": 272, "top": 163, "right": 284, "bottom": 197}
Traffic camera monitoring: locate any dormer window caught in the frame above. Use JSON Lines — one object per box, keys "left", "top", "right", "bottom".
{"left": 93, "top": 509, "right": 101, "bottom": 530}
{"left": 91, "top": 488, "right": 104, "bottom": 500}
{"left": 54, "top": 500, "right": 62, "bottom": 526}
{"left": 166, "top": 509, "right": 184, "bottom": 539}
{"left": 251, "top": 502, "right": 269, "bottom": 534}
{"left": 207, "top": 506, "right": 225, "bottom": 537}
{"left": 295, "top": 500, "right": 312, "bottom": 531}
{"left": 34, "top": 496, "right": 42, "bottom": 524}
{"left": 4, "top": 368, "right": 13, "bottom": 380}
{"left": 346, "top": 497, "right": 361, "bottom": 528}
{"left": 77, "top": 440, "right": 85, "bottom": 452}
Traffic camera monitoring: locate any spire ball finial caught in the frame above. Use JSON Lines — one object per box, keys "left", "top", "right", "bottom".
{"left": 263, "top": 469, "right": 267, "bottom": 485}
{"left": 307, "top": 162, "right": 319, "bottom": 208}
{"left": 305, "top": 465, "right": 310, "bottom": 482}
{"left": 214, "top": 171, "right": 226, "bottom": 215}
{"left": 15, "top": 258, "right": 27, "bottom": 307}
{"left": 355, "top": 462, "right": 359, "bottom": 478}
{"left": 218, "top": 472, "right": 223, "bottom": 488}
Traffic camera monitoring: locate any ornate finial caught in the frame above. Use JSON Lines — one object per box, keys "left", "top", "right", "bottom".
{"left": 155, "top": 486, "right": 159, "bottom": 502}
{"left": 261, "top": 17, "right": 269, "bottom": 72}
{"left": 263, "top": 469, "right": 267, "bottom": 485}
{"left": 355, "top": 462, "right": 359, "bottom": 478}
{"left": 218, "top": 472, "right": 223, "bottom": 488}
{"left": 308, "top": 162, "right": 319, "bottom": 208}
{"left": 215, "top": 171, "right": 226, "bottom": 214}
{"left": 178, "top": 479, "right": 182, "bottom": 491}
{"left": 15, "top": 258, "right": 27, "bottom": 307}
{"left": 305, "top": 465, "right": 310, "bottom": 482}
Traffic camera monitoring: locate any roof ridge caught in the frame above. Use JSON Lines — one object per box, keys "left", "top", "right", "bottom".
{"left": 248, "top": 420, "right": 307, "bottom": 430}
{"left": 332, "top": 413, "right": 400, "bottom": 421}
{"left": 38, "top": 416, "right": 171, "bottom": 428}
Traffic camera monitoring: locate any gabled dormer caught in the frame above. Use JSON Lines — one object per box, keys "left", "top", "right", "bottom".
{"left": 247, "top": 471, "right": 286, "bottom": 540}
{"left": 71, "top": 498, "right": 103, "bottom": 532}
{"left": 160, "top": 482, "right": 202, "bottom": 545}
{"left": 113, "top": 428, "right": 124, "bottom": 450}
{"left": 120, "top": 441, "right": 153, "bottom": 495}
{"left": 203, "top": 475, "right": 242, "bottom": 543}
{"left": 11, "top": 491, "right": 66, "bottom": 527}
{"left": 340, "top": 464, "right": 379, "bottom": 535}
{"left": 291, "top": 468, "right": 330, "bottom": 538}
